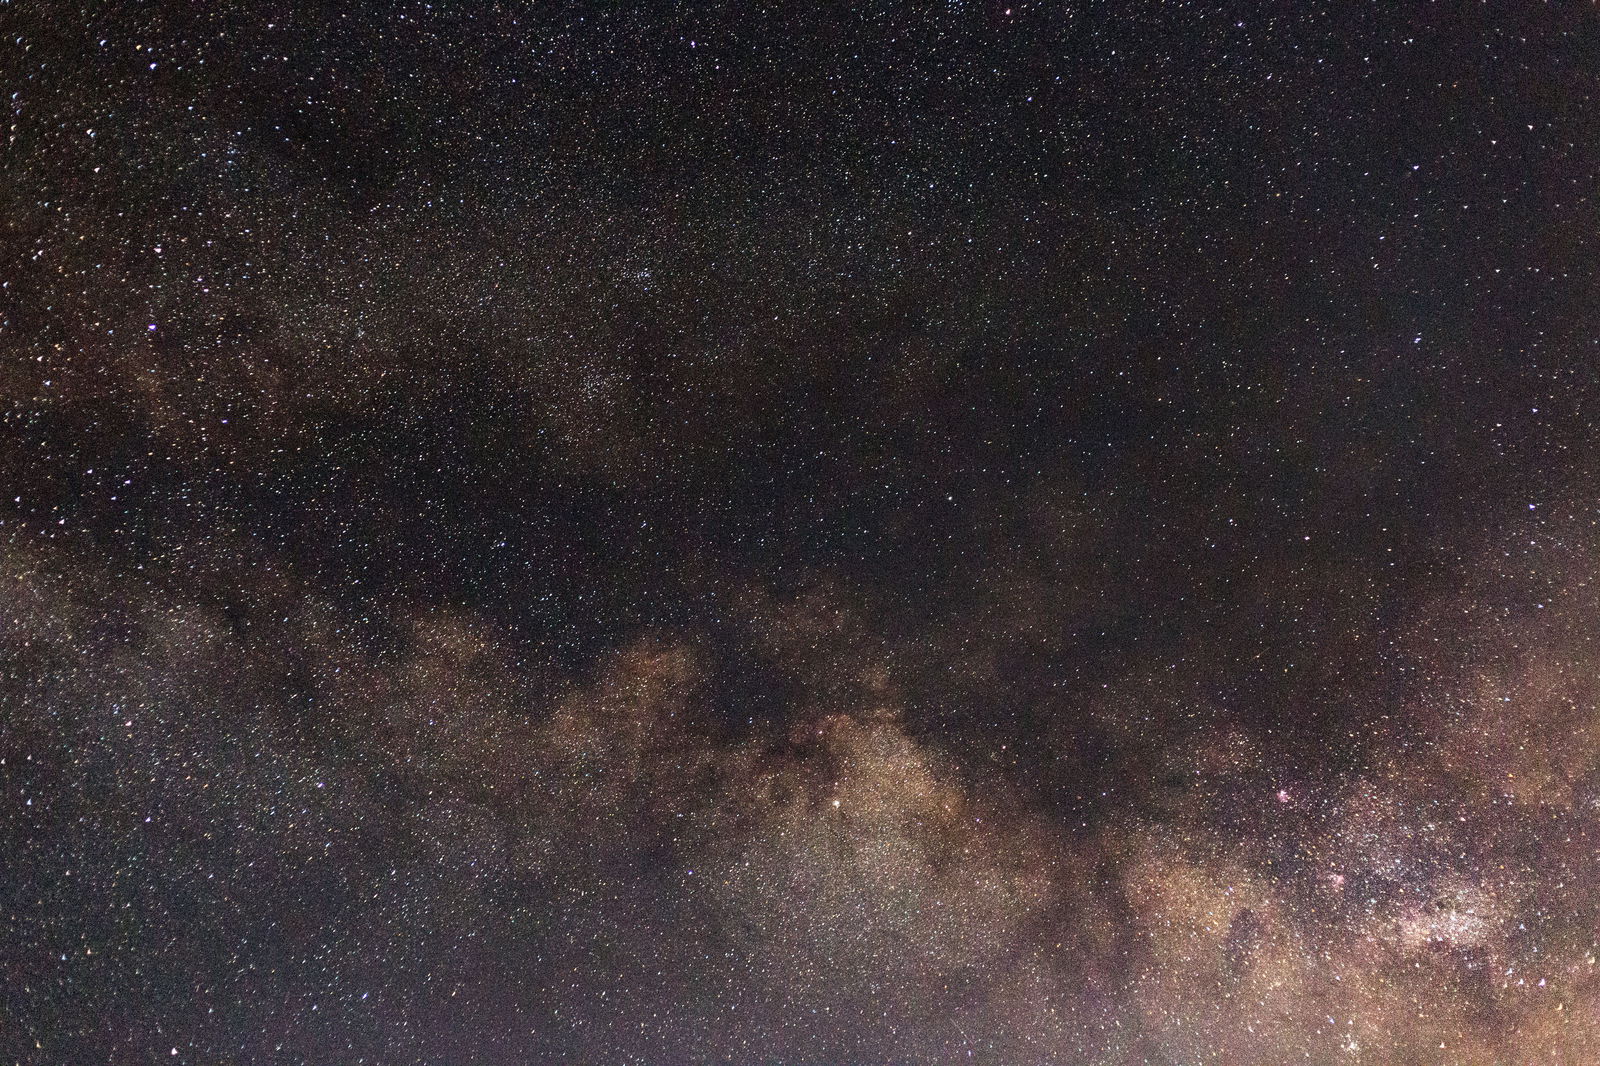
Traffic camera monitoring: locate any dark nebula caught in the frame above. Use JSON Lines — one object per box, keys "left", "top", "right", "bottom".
{"left": 6, "top": 3, "right": 1600, "bottom": 1063}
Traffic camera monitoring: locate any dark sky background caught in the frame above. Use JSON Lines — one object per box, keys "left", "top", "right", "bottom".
{"left": 6, "top": 3, "right": 1600, "bottom": 1063}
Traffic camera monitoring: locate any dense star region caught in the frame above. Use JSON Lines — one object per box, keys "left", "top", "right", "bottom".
{"left": 5, "top": 3, "right": 1600, "bottom": 1063}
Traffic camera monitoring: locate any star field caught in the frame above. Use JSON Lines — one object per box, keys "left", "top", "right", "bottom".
{"left": 5, "top": 3, "right": 1600, "bottom": 1063}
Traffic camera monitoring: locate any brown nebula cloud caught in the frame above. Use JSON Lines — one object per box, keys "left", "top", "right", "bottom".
{"left": 6, "top": 514, "right": 1600, "bottom": 1064}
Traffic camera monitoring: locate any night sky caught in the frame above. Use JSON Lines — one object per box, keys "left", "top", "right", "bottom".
{"left": 6, "top": 3, "right": 1600, "bottom": 1063}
